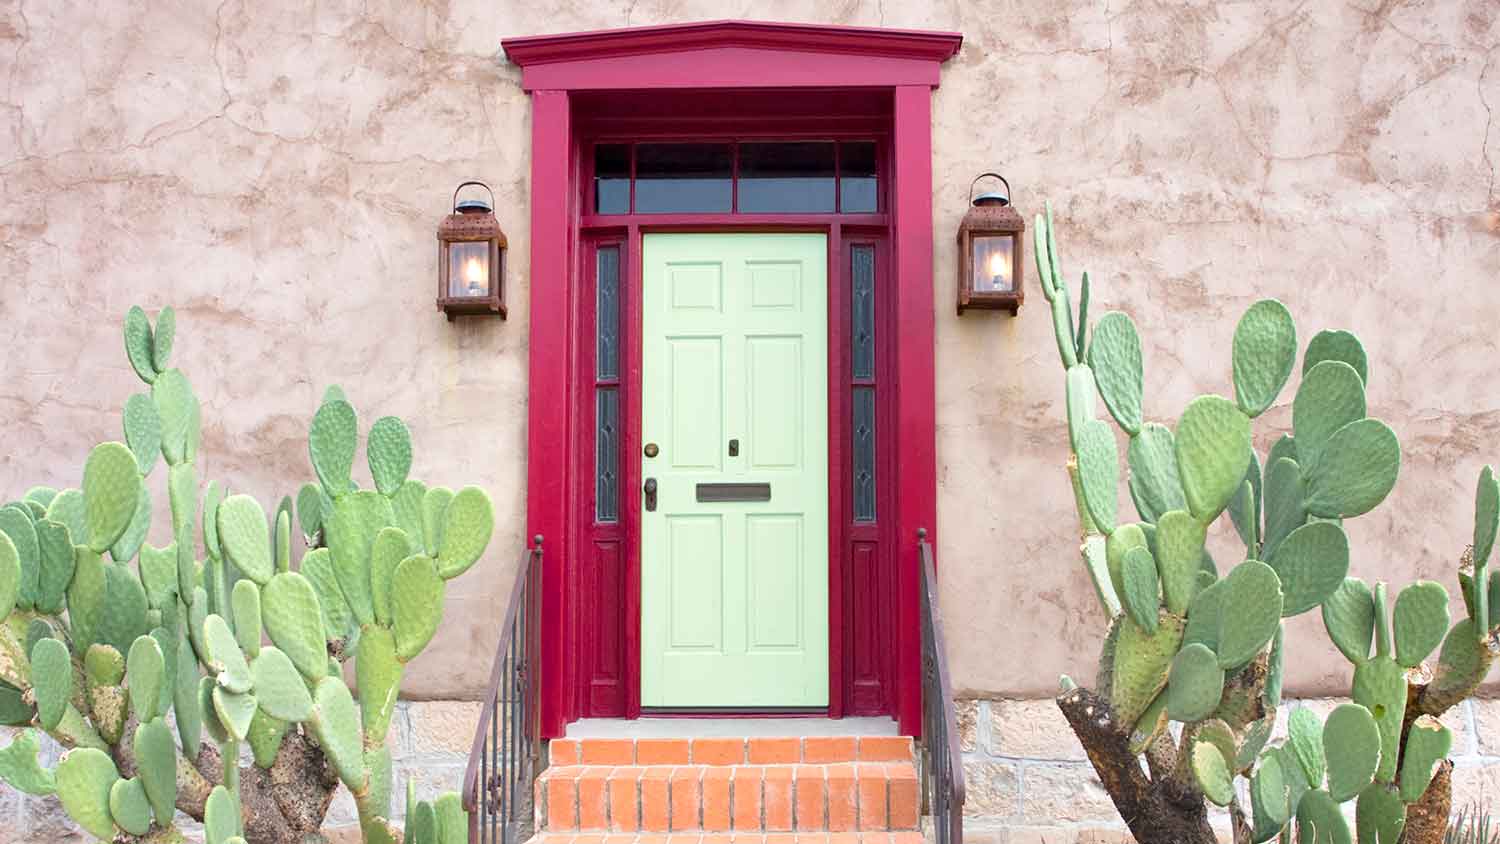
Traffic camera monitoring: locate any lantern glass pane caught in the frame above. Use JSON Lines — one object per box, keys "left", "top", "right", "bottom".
{"left": 448, "top": 241, "right": 490, "bottom": 298}
{"left": 972, "top": 235, "right": 1015, "bottom": 294}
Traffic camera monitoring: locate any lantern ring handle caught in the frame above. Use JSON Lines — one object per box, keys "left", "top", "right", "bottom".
{"left": 968, "top": 172, "right": 1012, "bottom": 204}
{"left": 452, "top": 180, "right": 495, "bottom": 212}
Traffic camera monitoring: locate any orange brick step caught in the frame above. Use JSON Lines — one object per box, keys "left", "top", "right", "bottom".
{"left": 549, "top": 737, "right": 914, "bottom": 767}
{"left": 537, "top": 738, "right": 919, "bottom": 835}
{"left": 524, "top": 834, "right": 925, "bottom": 844}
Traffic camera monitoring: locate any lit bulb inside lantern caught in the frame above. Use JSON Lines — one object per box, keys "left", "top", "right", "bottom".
{"left": 988, "top": 249, "right": 1009, "bottom": 287}
{"left": 464, "top": 255, "right": 486, "bottom": 294}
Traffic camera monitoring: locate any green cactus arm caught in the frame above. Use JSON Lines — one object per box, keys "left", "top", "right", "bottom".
{"left": 1474, "top": 465, "right": 1497, "bottom": 638}
{"left": 1372, "top": 582, "right": 1392, "bottom": 660}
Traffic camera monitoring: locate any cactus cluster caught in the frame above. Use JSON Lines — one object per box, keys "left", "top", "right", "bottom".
{"left": 1037, "top": 206, "right": 1491, "bottom": 844}
{"left": 0, "top": 307, "right": 489, "bottom": 843}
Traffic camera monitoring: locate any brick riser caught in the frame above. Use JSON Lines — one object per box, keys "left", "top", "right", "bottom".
{"left": 537, "top": 737, "right": 920, "bottom": 838}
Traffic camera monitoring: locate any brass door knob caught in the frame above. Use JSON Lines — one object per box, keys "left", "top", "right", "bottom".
{"left": 644, "top": 443, "right": 659, "bottom": 458}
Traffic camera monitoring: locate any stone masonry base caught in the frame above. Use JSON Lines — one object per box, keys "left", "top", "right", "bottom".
{"left": 3, "top": 696, "right": 1499, "bottom": 842}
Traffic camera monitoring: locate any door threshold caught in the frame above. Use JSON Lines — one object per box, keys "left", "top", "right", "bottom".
{"left": 564, "top": 716, "right": 899, "bottom": 738}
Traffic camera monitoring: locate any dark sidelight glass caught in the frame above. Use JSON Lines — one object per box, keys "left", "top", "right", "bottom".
{"left": 853, "top": 387, "right": 877, "bottom": 522}
{"left": 635, "top": 143, "right": 733, "bottom": 213}
{"left": 851, "top": 245, "right": 876, "bottom": 380}
{"left": 839, "top": 141, "right": 879, "bottom": 213}
{"left": 594, "top": 144, "right": 631, "bottom": 214}
{"left": 737, "top": 142, "right": 836, "bottom": 213}
{"left": 596, "top": 247, "right": 620, "bottom": 379}
{"left": 596, "top": 388, "right": 619, "bottom": 523}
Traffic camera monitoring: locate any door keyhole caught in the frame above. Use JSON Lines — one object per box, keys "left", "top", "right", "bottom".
{"left": 728, "top": 438, "right": 739, "bottom": 457}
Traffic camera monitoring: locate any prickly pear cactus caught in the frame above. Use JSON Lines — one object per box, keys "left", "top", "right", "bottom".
{"left": 1036, "top": 206, "right": 1481, "bottom": 844}
{"left": 0, "top": 307, "right": 499, "bottom": 844}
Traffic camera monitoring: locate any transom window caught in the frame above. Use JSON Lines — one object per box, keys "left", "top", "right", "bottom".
{"left": 592, "top": 140, "right": 880, "bottom": 215}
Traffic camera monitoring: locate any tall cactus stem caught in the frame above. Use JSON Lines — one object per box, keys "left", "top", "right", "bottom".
{"left": 1477, "top": 559, "right": 1490, "bottom": 643}
{"left": 1374, "top": 581, "right": 1392, "bottom": 660}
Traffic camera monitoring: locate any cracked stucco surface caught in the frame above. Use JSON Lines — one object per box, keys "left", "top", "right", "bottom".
{"left": 0, "top": 0, "right": 1497, "bottom": 700}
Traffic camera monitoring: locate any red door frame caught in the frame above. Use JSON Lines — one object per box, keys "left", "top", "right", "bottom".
{"left": 504, "top": 20, "right": 960, "bottom": 739}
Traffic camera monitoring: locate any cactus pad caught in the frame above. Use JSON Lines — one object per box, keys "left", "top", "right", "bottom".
{"left": 1174, "top": 395, "right": 1253, "bottom": 523}
{"left": 1355, "top": 783, "right": 1406, "bottom": 844}
{"left": 151, "top": 369, "right": 197, "bottom": 465}
{"left": 232, "top": 579, "right": 263, "bottom": 658}
{"left": 1085, "top": 313, "right": 1144, "bottom": 436}
{"left": 1166, "top": 642, "right": 1224, "bottom": 722}
{"left": 368, "top": 416, "right": 414, "bottom": 496}
{"left": 1073, "top": 419, "right": 1120, "bottom": 535}
{"left": 1127, "top": 423, "right": 1187, "bottom": 523}
{"left": 1292, "top": 360, "right": 1366, "bottom": 472}
{"left": 47, "top": 487, "right": 89, "bottom": 548}
{"left": 125, "top": 635, "right": 165, "bottom": 723}
{"left": 1105, "top": 524, "right": 1148, "bottom": 607}
{"left": 1231, "top": 299, "right": 1297, "bottom": 418}
{"left": 133, "top": 717, "right": 176, "bottom": 823}
{"left": 0, "top": 681, "right": 34, "bottom": 727}
{"left": 110, "top": 485, "right": 152, "bottom": 564}
{"left": 1064, "top": 364, "right": 1097, "bottom": 451}
{"left": 1323, "top": 703, "right": 1380, "bottom": 801}
{"left": 251, "top": 647, "right": 313, "bottom": 722}
{"left": 327, "top": 491, "right": 396, "bottom": 626}
{"left": 1398, "top": 715, "right": 1452, "bottom": 803}
{"left": 357, "top": 625, "right": 404, "bottom": 744}
{"left": 1120, "top": 546, "right": 1160, "bottom": 633}
{"left": 204, "top": 784, "right": 238, "bottom": 844}
{"left": 174, "top": 635, "right": 202, "bottom": 761}
{"left": 1283, "top": 708, "right": 1325, "bottom": 789}
{"left": 434, "top": 792, "right": 468, "bottom": 843}
{"left": 1183, "top": 576, "right": 1225, "bottom": 651}
{"left": 31, "top": 636, "right": 71, "bottom": 730}
{"left": 212, "top": 685, "right": 258, "bottom": 741}
{"left": 82, "top": 442, "right": 142, "bottom": 553}
{"left": 1109, "top": 610, "right": 1184, "bottom": 727}
{"left": 1392, "top": 581, "right": 1450, "bottom": 668}
{"left": 34, "top": 518, "right": 73, "bottom": 614}
{"left": 56, "top": 747, "right": 121, "bottom": 839}
{"left": 1261, "top": 457, "right": 1308, "bottom": 560}
{"left": 1250, "top": 749, "right": 1291, "bottom": 828}
{"left": 1322, "top": 577, "right": 1376, "bottom": 664}
{"left": 150, "top": 306, "right": 175, "bottom": 370}
{"left": 0, "top": 507, "right": 38, "bottom": 610}
{"left": 1296, "top": 788, "right": 1351, "bottom": 844}
{"left": 312, "top": 675, "right": 366, "bottom": 789}
{"left": 124, "top": 306, "right": 157, "bottom": 383}
{"left": 261, "top": 572, "right": 328, "bottom": 681}
{"left": 1304, "top": 418, "right": 1401, "bottom": 519}
{"left": 1215, "top": 560, "right": 1283, "bottom": 670}
{"left": 204, "top": 614, "right": 253, "bottom": 693}
{"left": 0, "top": 532, "right": 18, "bottom": 620}
{"left": 1475, "top": 465, "right": 1499, "bottom": 566}
{"left": 1265, "top": 520, "right": 1349, "bottom": 617}
{"left": 298, "top": 548, "right": 350, "bottom": 643}
{"left": 218, "top": 494, "right": 274, "bottom": 585}
{"left": 296, "top": 482, "right": 326, "bottom": 542}
{"left": 122, "top": 393, "right": 162, "bottom": 475}
{"left": 1304, "top": 329, "right": 1368, "bottom": 384}
{"left": 371, "top": 527, "right": 414, "bottom": 626}
{"left": 1191, "top": 739, "right": 1234, "bottom": 806}
{"left": 1154, "top": 510, "right": 1206, "bottom": 614}
{"left": 109, "top": 776, "right": 152, "bottom": 835}
{"left": 391, "top": 479, "right": 428, "bottom": 550}
{"left": 421, "top": 487, "right": 454, "bottom": 557}
{"left": 248, "top": 710, "right": 289, "bottom": 769}
{"left": 0, "top": 729, "right": 55, "bottom": 795}
{"left": 1352, "top": 656, "right": 1406, "bottom": 783}
{"left": 393, "top": 554, "right": 445, "bottom": 661}
{"left": 310, "top": 399, "right": 358, "bottom": 498}
{"left": 435, "top": 487, "right": 494, "bottom": 579}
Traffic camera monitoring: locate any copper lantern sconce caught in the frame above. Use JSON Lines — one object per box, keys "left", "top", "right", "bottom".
{"left": 437, "top": 181, "right": 507, "bottom": 320}
{"left": 956, "top": 173, "right": 1025, "bottom": 316}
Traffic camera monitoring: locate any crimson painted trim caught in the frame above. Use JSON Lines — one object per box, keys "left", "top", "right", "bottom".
{"left": 529, "top": 89, "right": 573, "bottom": 741}
{"left": 502, "top": 20, "right": 961, "bottom": 91}
{"left": 891, "top": 85, "right": 937, "bottom": 737}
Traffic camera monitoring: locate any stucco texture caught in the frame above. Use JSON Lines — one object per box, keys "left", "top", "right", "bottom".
{"left": 0, "top": 0, "right": 1497, "bottom": 704}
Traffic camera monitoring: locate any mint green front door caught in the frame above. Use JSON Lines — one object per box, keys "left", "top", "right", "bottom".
{"left": 641, "top": 233, "right": 830, "bottom": 708}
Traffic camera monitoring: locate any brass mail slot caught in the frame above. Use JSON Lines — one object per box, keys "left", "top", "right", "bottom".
{"left": 696, "top": 482, "right": 772, "bottom": 503}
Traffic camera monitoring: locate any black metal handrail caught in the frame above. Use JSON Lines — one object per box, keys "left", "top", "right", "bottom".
{"left": 918, "top": 528, "right": 965, "bottom": 844}
{"left": 464, "top": 536, "right": 544, "bottom": 844}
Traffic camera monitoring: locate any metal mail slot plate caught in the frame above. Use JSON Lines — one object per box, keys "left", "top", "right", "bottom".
{"left": 696, "top": 482, "right": 771, "bottom": 503}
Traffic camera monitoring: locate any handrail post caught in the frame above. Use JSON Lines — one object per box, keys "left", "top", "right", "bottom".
{"left": 917, "top": 528, "right": 964, "bottom": 844}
